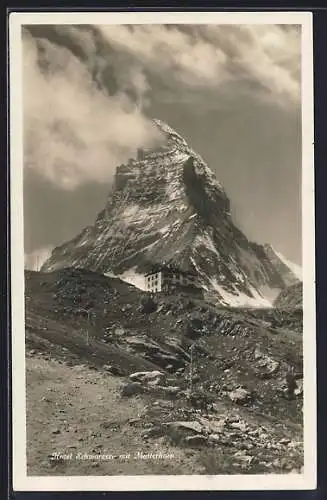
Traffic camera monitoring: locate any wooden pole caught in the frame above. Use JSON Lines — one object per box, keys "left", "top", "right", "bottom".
{"left": 86, "top": 310, "right": 90, "bottom": 345}
{"left": 189, "top": 344, "right": 194, "bottom": 395}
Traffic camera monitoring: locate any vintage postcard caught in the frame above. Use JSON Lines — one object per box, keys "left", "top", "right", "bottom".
{"left": 9, "top": 11, "right": 316, "bottom": 491}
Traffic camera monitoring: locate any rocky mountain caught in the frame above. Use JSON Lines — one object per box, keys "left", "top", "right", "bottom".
{"left": 41, "top": 119, "right": 301, "bottom": 307}
{"left": 274, "top": 282, "right": 303, "bottom": 309}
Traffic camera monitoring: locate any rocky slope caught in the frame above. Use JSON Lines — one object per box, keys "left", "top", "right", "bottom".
{"left": 41, "top": 119, "right": 301, "bottom": 307}
{"left": 274, "top": 282, "right": 303, "bottom": 309}
{"left": 25, "top": 268, "right": 303, "bottom": 475}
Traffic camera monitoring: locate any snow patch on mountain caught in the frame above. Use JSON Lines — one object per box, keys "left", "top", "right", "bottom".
{"left": 210, "top": 278, "right": 272, "bottom": 308}
{"left": 273, "top": 249, "right": 302, "bottom": 281}
{"left": 118, "top": 268, "right": 147, "bottom": 290}
{"left": 105, "top": 268, "right": 147, "bottom": 291}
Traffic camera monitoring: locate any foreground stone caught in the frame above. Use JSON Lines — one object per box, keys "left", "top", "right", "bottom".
{"left": 254, "top": 348, "right": 279, "bottom": 378}
{"left": 163, "top": 420, "right": 204, "bottom": 444}
{"left": 121, "top": 381, "right": 144, "bottom": 397}
{"left": 184, "top": 435, "right": 208, "bottom": 447}
{"left": 228, "top": 387, "right": 253, "bottom": 405}
{"left": 163, "top": 421, "right": 203, "bottom": 434}
{"left": 129, "top": 370, "right": 165, "bottom": 386}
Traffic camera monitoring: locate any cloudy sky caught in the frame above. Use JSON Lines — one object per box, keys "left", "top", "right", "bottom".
{"left": 22, "top": 23, "right": 302, "bottom": 269}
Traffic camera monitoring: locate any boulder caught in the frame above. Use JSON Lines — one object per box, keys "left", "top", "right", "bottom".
{"left": 228, "top": 387, "right": 253, "bottom": 405}
{"left": 121, "top": 381, "right": 144, "bottom": 397}
{"left": 254, "top": 347, "right": 263, "bottom": 360}
{"left": 163, "top": 420, "right": 203, "bottom": 436}
{"left": 233, "top": 450, "right": 254, "bottom": 467}
{"left": 254, "top": 349, "right": 279, "bottom": 378}
{"left": 163, "top": 421, "right": 204, "bottom": 445}
{"left": 103, "top": 364, "right": 123, "bottom": 376}
{"left": 129, "top": 371, "right": 165, "bottom": 386}
{"left": 197, "top": 416, "right": 225, "bottom": 434}
{"left": 184, "top": 435, "right": 208, "bottom": 447}
{"left": 294, "top": 379, "right": 303, "bottom": 397}
{"left": 229, "top": 420, "right": 248, "bottom": 432}
{"left": 208, "top": 433, "right": 221, "bottom": 445}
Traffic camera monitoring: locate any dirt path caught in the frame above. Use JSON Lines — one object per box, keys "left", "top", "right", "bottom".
{"left": 26, "top": 353, "right": 204, "bottom": 476}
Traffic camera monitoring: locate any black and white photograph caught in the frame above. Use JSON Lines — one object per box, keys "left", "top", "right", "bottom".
{"left": 10, "top": 11, "right": 315, "bottom": 491}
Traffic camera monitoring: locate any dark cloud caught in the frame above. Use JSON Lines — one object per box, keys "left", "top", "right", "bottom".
{"left": 23, "top": 27, "right": 163, "bottom": 191}
{"left": 22, "top": 23, "right": 302, "bottom": 266}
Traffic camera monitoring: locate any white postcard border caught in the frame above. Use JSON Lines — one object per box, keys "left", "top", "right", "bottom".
{"left": 9, "top": 10, "right": 316, "bottom": 492}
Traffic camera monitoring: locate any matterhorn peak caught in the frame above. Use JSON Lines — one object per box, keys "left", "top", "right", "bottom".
{"left": 42, "top": 119, "right": 301, "bottom": 307}
{"left": 152, "top": 118, "right": 188, "bottom": 147}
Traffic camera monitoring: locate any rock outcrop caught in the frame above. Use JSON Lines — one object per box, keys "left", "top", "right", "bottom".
{"left": 274, "top": 282, "right": 303, "bottom": 309}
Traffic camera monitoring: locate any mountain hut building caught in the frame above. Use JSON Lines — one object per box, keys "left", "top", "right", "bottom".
{"left": 144, "top": 264, "right": 202, "bottom": 296}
